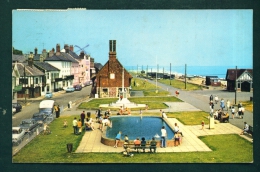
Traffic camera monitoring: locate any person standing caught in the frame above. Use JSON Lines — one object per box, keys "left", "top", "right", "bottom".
{"left": 214, "top": 95, "right": 219, "bottom": 104}
{"left": 57, "top": 105, "right": 60, "bottom": 118}
{"left": 97, "top": 107, "right": 102, "bottom": 118}
{"left": 220, "top": 99, "right": 225, "bottom": 111}
{"left": 231, "top": 106, "right": 235, "bottom": 119}
{"left": 201, "top": 120, "right": 205, "bottom": 130}
{"left": 72, "top": 117, "right": 78, "bottom": 135}
{"left": 114, "top": 131, "right": 122, "bottom": 148}
{"left": 77, "top": 119, "right": 82, "bottom": 134}
{"left": 161, "top": 126, "right": 167, "bottom": 148}
{"left": 210, "top": 95, "right": 213, "bottom": 102}
{"left": 54, "top": 105, "right": 59, "bottom": 118}
{"left": 80, "top": 111, "right": 86, "bottom": 125}
{"left": 226, "top": 100, "right": 230, "bottom": 111}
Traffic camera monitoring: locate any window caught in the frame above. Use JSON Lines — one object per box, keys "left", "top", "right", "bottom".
{"left": 110, "top": 73, "right": 115, "bottom": 79}
{"left": 36, "top": 78, "right": 38, "bottom": 84}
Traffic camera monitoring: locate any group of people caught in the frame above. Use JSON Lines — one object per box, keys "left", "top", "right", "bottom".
{"left": 72, "top": 111, "right": 96, "bottom": 135}
{"left": 209, "top": 95, "right": 245, "bottom": 120}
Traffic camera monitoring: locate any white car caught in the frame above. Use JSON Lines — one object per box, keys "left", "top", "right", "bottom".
{"left": 12, "top": 127, "right": 26, "bottom": 145}
{"left": 12, "top": 107, "right": 16, "bottom": 114}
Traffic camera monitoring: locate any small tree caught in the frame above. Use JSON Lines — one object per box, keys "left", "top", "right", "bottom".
{"left": 13, "top": 47, "right": 23, "bottom": 55}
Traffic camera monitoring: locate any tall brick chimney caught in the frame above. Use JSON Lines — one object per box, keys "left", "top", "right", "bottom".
{"left": 80, "top": 51, "right": 84, "bottom": 58}
{"left": 109, "top": 40, "right": 116, "bottom": 60}
{"left": 28, "top": 52, "right": 34, "bottom": 67}
{"left": 64, "top": 44, "right": 69, "bottom": 53}
{"left": 48, "top": 48, "right": 55, "bottom": 57}
{"left": 34, "top": 47, "right": 38, "bottom": 55}
{"left": 56, "top": 44, "right": 60, "bottom": 55}
{"left": 70, "top": 45, "right": 74, "bottom": 52}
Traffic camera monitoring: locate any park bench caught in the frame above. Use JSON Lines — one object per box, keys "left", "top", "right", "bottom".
{"left": 123, "top": 143, "right": 157, "bottom": 153}
{"left": 247, "top": 125, "right": 253, "bottom": 136}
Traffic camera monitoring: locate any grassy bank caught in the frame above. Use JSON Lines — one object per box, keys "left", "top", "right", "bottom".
{"left": 159, "top": 79, "right": 202, "bottom": 90}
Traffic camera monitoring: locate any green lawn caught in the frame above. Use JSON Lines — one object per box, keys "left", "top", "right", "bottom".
{"left": 159, "top": 79, "right": 202, "bottom": 90}
{"left": 12, "top": 114, "right": 253, "bottom": 163}
{"left": 131, "top": 78, "right": 170, "bottom": 96}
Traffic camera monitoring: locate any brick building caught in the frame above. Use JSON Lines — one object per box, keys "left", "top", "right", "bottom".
{"left": 226, "top": 69, "right": 253, "bottom": 92}
{"left": 95, "top": 40, "right": 132, "bottom": 98}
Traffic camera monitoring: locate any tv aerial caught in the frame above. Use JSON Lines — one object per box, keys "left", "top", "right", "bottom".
{"left": 74, "top": 44, "right": 89, "bottom": 54}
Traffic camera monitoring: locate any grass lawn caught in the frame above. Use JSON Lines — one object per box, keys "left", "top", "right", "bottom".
{"left": 78, "top": 96, "right": 182, "bottom": 110}
{"left": 131, "top": 78, "right": 170, "bottom": 96}
{"left": 12, "top": 114, "right": 253, "bottom": 163}
{"left": 159, "top": 79, "right": 202, "bottom": 90}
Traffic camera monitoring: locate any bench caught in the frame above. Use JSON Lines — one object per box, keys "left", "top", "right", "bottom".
{"left": 247, "top": 125, "right": 253, "bottom": 136}
{"left": 123, "top": 143, "right": 157, "bottom": 153}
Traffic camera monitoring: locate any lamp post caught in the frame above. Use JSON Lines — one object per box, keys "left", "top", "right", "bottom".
{"left": 23, "top": 64, "right": 27, "bottom": 104}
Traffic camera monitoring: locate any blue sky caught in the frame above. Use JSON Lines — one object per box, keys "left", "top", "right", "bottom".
{"left": 12, "top": 9, "right": 252, "bottom": 68}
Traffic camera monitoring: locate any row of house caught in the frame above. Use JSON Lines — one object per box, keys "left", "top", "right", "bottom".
{"left": 12, "top": 44, "right": 102, "bottom": 103}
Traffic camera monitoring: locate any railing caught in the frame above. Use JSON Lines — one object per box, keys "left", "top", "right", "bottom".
{"left": 12, "top": 115, "right": 55, "bottom": 156}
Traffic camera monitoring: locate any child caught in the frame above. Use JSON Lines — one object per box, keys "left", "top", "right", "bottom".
{"left": 201, "top": 120, "right": 205, "bottom": 130}
{"left": 63, "top": 119, "right": 68, "bottom": 128}
{"left": 124, "top": 135, "right": 129, "bottom": 143}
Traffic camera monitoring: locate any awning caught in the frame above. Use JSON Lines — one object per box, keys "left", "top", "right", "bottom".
{"left": 13, "top": 84, "right": 23, "bottom": 92}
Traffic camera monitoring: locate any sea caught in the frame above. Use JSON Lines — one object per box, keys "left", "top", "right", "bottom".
{"left": 124, "top": 65, "right": 253, "bottom": 79}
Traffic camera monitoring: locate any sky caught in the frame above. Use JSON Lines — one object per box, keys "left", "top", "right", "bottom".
{"left": 12, "top": 9, "right": 253, "bottom": 68}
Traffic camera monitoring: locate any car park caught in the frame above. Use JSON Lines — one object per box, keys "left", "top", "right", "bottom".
{"left": 12, "top": 103, "right": 22, "bottom": 112}
{"left": 66, "top": 87, "right": 75, "bottom": 92}
{"left": 45, "top": 92, "right": 53, "bottom": 98}
{"left": 12, "top": 127, "right": 26, "bottom": 145}
{"left": 19, "top": 119, "right": 39, "bottom": 134}
{"left": 74, "top": 84, "right": 82, "bottom": 91}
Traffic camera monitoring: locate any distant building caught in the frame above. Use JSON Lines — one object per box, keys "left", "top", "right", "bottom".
{"left": 205, "top": 76, "right": 221, "bottom": 86}
{"left": 226, "top": 69, "right": 253, "bottom": 92}
{"left": 94, "top": 40, "right": 132, "bottom": 98}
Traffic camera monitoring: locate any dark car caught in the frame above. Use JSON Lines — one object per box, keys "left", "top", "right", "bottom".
{"left": 12, "top": 103, "right": 22, "bottom": 112}
{"left": 74, "top": 84, "right": 82, "bottom": 91}
{"left": 19, "top": 119, "right": 39, "bottom": 134}
{"left": 32, "top": 112, "right": 48, "bottom": 124}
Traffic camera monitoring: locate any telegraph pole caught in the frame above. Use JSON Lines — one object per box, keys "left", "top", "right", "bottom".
{"left": 235, "top": 66, "right": 237, "bottom": 104}
{"left": 170, "top": 63, "right": 172, "bottom": 85}
{"left": 185, "top": 64, "right": 187, "bottom": 89}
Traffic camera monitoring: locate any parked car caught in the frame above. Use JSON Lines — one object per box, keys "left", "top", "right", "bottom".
{"left": 12, "top": 103, "right": 22, "bottom": 112}
{"left": 12, "top": 107, "right": 16, "bottom": 114}
{"left": 84, "top": 80, "right": 93, "bottom": 87}
{"left": 39, "top": 100, "right": 55, "bottom": 116}
{"left": 74, "top": 84, "right": 82, "bottom": 91}
{"left": 12, "top": 127, "right": 26, "bottom": 145}
{"left": 66, "top": 87, "right": 75, "bottom": 92}
{"left": 32, "top": 112, "right": 48, "bottom": 124}
{"left": 45, "top": 92, "right": 53, "bottom": 98}
{"left": 19, "top": 119, "right": 39, "bottom": 134}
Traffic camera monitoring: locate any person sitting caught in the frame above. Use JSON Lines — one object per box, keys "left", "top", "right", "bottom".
{"left": 174, "top": 123, "right": 184, "bottom": 137}
{"left": 240, "top": 122, "right": 249, "bottom": 135}
{"left": 213, "top": 110, "right": 219, "bottom": 119}
{"left": 123, "top": 141, "right": 132, "bottom": 156}
{"left": 141, "top": 137, "right": 146, "bottom": 152}
{"left": 63, "top": 119, "right": 68, "bottom": 128}
{"left": 174, "top": 132, "right": 181, "bottom": 146}
{"left": 134, "top": 137, "right": 141, "bottom": 152}
{"left": 150, "top": 137, "right": 157, "bottom": 153}
{"left": 217, "top": 110, "right": 223, "bottom": 120}
{"left": 221, "top": 112, "right": 229, "bottom": 122}
{"left": 43, "top": 123, "right": 51, "bottom": 135}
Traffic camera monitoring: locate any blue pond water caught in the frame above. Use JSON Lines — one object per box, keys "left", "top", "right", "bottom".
{"left": 106, "top": 116, "right": 174, "bottom": 141}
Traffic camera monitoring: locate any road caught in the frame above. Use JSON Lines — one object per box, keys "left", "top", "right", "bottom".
{"left": 146, "top": 78, "right": 253, "bottom": 129}
{"left": 12, "top": 86, "right": 92, "bottom": 127}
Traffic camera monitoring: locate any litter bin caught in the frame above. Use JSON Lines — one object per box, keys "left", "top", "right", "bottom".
{"left": 87, "top": 112, "right": 91, "bottom": 118}
{"left": 67, "top": 143, "right": 73, "bottom": 153}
